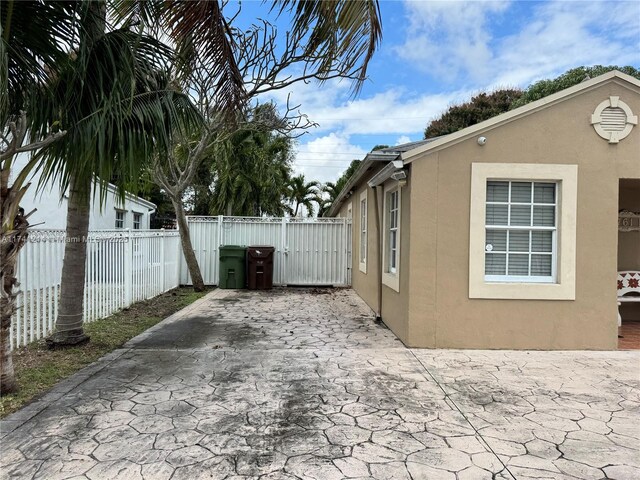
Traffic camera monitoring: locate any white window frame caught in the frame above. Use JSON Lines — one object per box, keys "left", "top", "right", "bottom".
{"left": 115, "top": 209, "right": 126, "bottom": 229}
{"left": 359, "top": 190, "right": 368, "bottom": 273}
{"left": 484, "top": 180, "right": 557, "bottom": 284}
{"left": 133, "top": 212, "right": 142, "bottom": 230}
{"left": 469, "top": 163, "right": 577, "bottom": 300}
{"left": 382, "top": 182, "right": 401, "bottom": 292}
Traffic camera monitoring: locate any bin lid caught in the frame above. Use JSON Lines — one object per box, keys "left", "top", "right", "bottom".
{"left": 220, "top": 245, "right": 246, "bottom": 251}
{"left": 248, "top": 245, "right": 275, "bottom": 258}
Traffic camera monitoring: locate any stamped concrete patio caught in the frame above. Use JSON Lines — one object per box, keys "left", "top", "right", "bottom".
{"left": 1, "top": 288, "right": 639, "bottom": 480}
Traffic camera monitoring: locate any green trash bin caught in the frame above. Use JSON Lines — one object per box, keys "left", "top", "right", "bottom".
{"left": 219, "top": 245, "right": 246, "bottom": 289}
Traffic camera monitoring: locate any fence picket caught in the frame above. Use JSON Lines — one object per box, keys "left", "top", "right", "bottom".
{"left": 185, "top": 216, "right": 351, "bottom": 287}
{"left": 10, "top": 229, "right": 181, "bottom": 350}
{"left": 10, "top": 218, "right": 350, "bottom": 350}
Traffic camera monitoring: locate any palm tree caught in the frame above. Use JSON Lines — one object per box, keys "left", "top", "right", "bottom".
{"left": 315, "top": 159, "right": 364, "bottom": 216}
{"left": 29, "top": 2, "right": 200, "bottom": 347}
{"left": 210, "top": 105, "right": 293, "bottom": 217}
{"left": 287, "top": 174, "right": 321, "bottom": 217}
{"left": 317, "top": 181, "right": 343, "bottom": 217}
{"left": 1, "top": 1, "right": 81, "bottom": 393}
{"left": 5, "top": 0, "right": 382, "bottom": 353}
{"left": 138, "top": 0, "right": 382, "bottom": 288}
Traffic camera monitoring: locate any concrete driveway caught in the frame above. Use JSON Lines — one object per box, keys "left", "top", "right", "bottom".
{"left": 1, "top": 288, "right": 639, "bottom": 480}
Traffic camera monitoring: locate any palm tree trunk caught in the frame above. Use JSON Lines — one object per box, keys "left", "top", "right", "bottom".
{"left": 172, "top": 198, "right": 205, "bottom": 292}
{"left": 47, "top": 176, "right": 91, "bottom": 347}
{"left": 0, "top": 190, "right": 29, "bottom": 394}
{"left": 47, "top": 0, "right": 105, "bottom": 348}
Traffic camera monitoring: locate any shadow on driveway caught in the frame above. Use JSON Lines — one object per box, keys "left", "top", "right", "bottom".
{"left": 1, "top": 288, "right": 638, "bottom": 479}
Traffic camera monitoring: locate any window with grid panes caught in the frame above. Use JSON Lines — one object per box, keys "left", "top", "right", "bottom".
{"left": 360, "top": 197, "right": 367, "bottom": 264}
{"left": 133, "top": 212, "right": 142, "bottom": 230}
{"left": 115, "top": 210, "right": 125, "bottom": 229}
{"left": 387, "top": 190, "right": 399, "bottom": 274}
{"left": 484, "top": 181, "right": 556, "bottom": 282}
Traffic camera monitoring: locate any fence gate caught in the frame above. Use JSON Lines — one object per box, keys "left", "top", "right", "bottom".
{"left": 183, "top": 216, "right": 351, "bottom": 286}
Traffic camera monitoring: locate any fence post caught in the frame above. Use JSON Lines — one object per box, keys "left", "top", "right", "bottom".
{"left": 281, "top": 217, "right": 287, "bottom": 285}
{"left": 124, "top": 228, "right": 132, "bottom": 306}
{"left": 216, "top": 215, "right": 223, "bottom": 285}
{"left": 343, "top": 217, "right": 349, "bottom": 286}
{"left": 160, "top": 228, "right": 166, "bottom": 292}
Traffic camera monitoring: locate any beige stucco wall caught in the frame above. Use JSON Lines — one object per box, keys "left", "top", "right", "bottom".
{"left": 618, "top": 179, "right": 640, "bottom": 321}
{"left": 338, "top": 166, "right": 412, "bottom": 344}
{"left": 380, "top": 178, "right": 411, "bottom": 343}
{"left": 407, "top": 80, "right": 640, "bottom": 349}
{"left": 342, "top": 168, "right": 380, "bottom": 313}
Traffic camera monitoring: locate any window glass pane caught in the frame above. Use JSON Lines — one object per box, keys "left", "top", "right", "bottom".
{"left": 508, "top": 254, "right": 529, "bottom": 275}
{"left": 486, "top": 204, "right": 508, "bottom": 225}
{"left": 484, "top": 180, "right": 556, "bottom": 281}
{"left": 533, "top": 205, "right": 555, "bottom": 227}
{"left": 487, "top": 181, "right": 508, "bottom": 202}
{"left": 531, "top": 254, "right": 552, "bottom": 276}
{"left": 509, "top": 230, "right": 530, "bottom": 252}
{"left": 534, "top": 183, "right": 555, "bottom": 204}
{"left": 510, "top": 205, "right": 531, "bottom": 226}
{"left": 389, "top": 230, "right": 397, "bottom": 270}
{"left": 531, "top": 231, "right": 552, "bottom": 252}
{"left": 485, "top": 230, "right": 506, "bottom": 252}
{"left": 485, "top": 253, "right": 506, "bottom": 275}
{"left": 510, "top": 182, "right": 532, "bottom": 203}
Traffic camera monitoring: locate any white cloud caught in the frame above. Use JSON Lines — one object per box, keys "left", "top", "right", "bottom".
{"left": 397, "top": 0, "right": 640, "bottom": 89}
{"left": 293, "top": 133, "right": 367, "bottom": 184}
{"left": 397, "top": 1, "right": 510, "bottom": 82}
{"left": 254, "top": 0, "right": 639, "bottom": 187}
{"left": 489, "top": 1, "right": 640, "bottom": 88}
{"left": 263, "top": 80, "right": 471, "bottom": 137}
{"left": 396, "top": 135, "right": 412, "bottom": 145}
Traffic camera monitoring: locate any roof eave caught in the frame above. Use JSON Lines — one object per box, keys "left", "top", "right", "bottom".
{"left": 107, "top": 183, "right": 157, "bottom": 210}
{"left": 402, "top": 70, "right": 640, "bottom": 163}
{"left": 327, "top": 152, "right": 399, "bottom": 217}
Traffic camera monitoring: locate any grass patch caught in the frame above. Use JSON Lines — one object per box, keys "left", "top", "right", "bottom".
{"left": 1, "top": 287, "right": 209, "bottom": 418}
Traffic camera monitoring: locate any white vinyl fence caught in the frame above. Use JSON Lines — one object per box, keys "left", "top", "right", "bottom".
{"left": 11, "top": 229, "right": 180, "bottom": 350}
{"left": 183, "top": 216, "right": 352, "bottom": 286}
{"left": 11, "top": 217, "right": 352, "bottom": 350}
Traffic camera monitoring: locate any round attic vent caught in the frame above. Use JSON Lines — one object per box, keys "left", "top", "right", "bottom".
{"left": 590, "top": 96, "right": 637, "bottom": 143}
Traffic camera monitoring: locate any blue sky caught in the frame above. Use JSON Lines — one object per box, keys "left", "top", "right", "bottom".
{"left": 242, "top": 0, "right": 640, "bottom": 183}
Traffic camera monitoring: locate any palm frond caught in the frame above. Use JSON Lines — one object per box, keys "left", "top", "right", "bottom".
{"left": 1, "top": 0, "right": 80, "bottom": 124}
{"left": 111, "top": 0, "right": 245, "bottom": 117}
{"left": 28, "top": 25, "right": 202, "bottom": 203}
{"left": 272, "top": 0, "right": 382, "bottom": 94}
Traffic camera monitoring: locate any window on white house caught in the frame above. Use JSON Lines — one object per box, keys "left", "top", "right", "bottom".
{"left": 133, "top": 212, "right": 142, "bottom": 230}
{"left": 484, "top": 180, "right": 556, "bottom": 282}
{"left": 359, "top": 195, "right": 367, "bottom": 267}
{"left": 387, "top": 189, "right": 399, "bottom": 274}
{"left": 115, "top": 210, "right": 125, "bottom": 229}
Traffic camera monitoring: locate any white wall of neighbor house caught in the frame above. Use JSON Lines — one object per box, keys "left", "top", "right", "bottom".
{"left": 11, "top": 152, "right": 155, "bottom": 230}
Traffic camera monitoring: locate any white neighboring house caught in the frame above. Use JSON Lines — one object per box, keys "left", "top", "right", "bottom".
{"left": 12, "top": 152, "right": 156, "bottom": 230}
